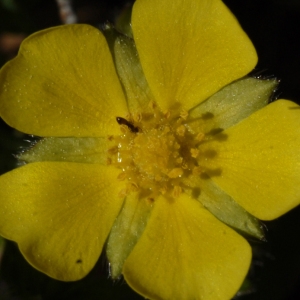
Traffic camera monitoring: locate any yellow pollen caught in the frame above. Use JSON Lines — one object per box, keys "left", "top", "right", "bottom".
{"left": 192, "top": 166, "right": 202, "bottom": 175}
{"left": 182, "top": 161, "right": 188, "bottom": 169}
{"left": 160, "top": 185, "right": 167, "bottom": 194}
{"left": 133, "top": 112, "right": 142, "bottom": 122}
{"left": 168, "top": 168, "right": 183, "bottom": 178}
{"left": 108, "top": 146, "right": 118, "bottom": 155}
{"left": 128, "top": 182, "right": 139, "bottom": 192}
{"left": 108, "top": 104, "right": 207, "bottom": 200}
{"left": 120, "top": 125, "right": 129, "bottom": 134}
{"left": 163, "top": 127, "right": 170, "bottom": 134}
{"left": 176, "top": 157, "right": 183, "bottom": 164}
{"left": 117, "top": 172, "right": 127, "bottom": 181}
{"left": 180, "top": 110, "right": 189, "bottom": 120}
{"left": 196, "top": 132, "right": 205, "bottom": 142}
{"left": 176, "top": 125, "right": 186, "bottom": 136}
{"left": 164, "top": 110, "right": 171, "bottom": 119}
{"left": 148, "top": 100, "right": 156, "bottom": 110}
{"left": 190, "top": 148, "right": 199, "bottom": 158}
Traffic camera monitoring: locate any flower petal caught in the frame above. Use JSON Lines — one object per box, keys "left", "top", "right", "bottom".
{"left": 187, "top": 77, "right": 277, "bottom": 134}
{"left": 132, "top": 0, "right": 257, "bottom": 111}
{"left": 199, "top": 100, "right": 300, "bottom": 220}
{"left": 0, "top": 162, "right": 125, "bottom": 280}
{"left": 106, "top": 192, "right": 152, "bottom": 278}
{"left": 0, "top": 24, "right": 127, "bottom": 137}
{"left": 123, "top": 194, "right": 251, "bottom": 300}
{"left": 19, "top": 137, "right": 112, "bottom": 165}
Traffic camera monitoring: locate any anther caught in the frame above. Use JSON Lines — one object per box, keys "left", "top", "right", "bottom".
{"left": 172, "top": 185, "right": 182, "bottom": 198}
{"left": 164, "top": 110, "right": 171, "bottom": 119}
{"left": 182, "top": 161, "right": 188, "bottom": 169}
{"left": 163, "top": 126, "right": 170, "bottom": 135}
{"left": 117, "top": 172, "right": 127, "bottom": 180}
{"left": 190, "top": 148, "right": 199, "bottom": 158}
{"left": 160, "top": 186, "right": 167, "bottom": 194}
{"left": 176, "top": 157, "right": 183, "bottom": 164}
{"left": 192, "top": 166, "right": 202, "bottom": 175}
{"left": 133, "top": 113, "right": 142, "bottom": 122}
{"left": 149, "top": 100, "right": 156, "bottom": 110}
{"left": 168, "top": 168, "right": 183, "bottom": 178}
{"left": 176, "top": 125, "right": 186, "bottom": 136}
{"left": 120, "top": 124, "right": 129, "bottom": 134}
{"left": 196, "top": 132, "right": 205, "bottom": 142}
{"left": 128, "top": 182, "right": 139, "bottom": 192}
{"left": 180, "top": 110, "right": 189, "bottom": 120}
{"left": 112, "top": 101, "right": 207, "bottom": 200}
{"left": 108, "top": 146, "right": 118, "bottom": 154}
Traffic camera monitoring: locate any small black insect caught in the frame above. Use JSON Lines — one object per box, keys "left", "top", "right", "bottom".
{"left": 116, "top": 117, "right": 139, "bottom": 133}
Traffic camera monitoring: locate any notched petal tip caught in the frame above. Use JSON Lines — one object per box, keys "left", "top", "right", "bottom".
{"left": 132, "top": 0, "right": 257, "bottom": 111}
{"left": 200, "top": 99, "right": 300, "bottom": 220}
{"left": 123, "top": 195, "right": 251, "bottom": 300}
{"left": 0, "top": 162, "right": 125, "bottom": 281}
{"left": 0, "top": 24, "right": 127, "bottom": 137}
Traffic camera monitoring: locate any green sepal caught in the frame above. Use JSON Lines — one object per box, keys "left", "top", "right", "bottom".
{"left": 188, "top": 77, "right": 278, "bottom": 134}
{"left": 18, "top": 137, "right": 111, "bottom": 164}
{"left": 103, "top": 24, "right": 153, "bottom": 113}
{"left": 106, "top": 193, "right": 153, "bottom": 278}
{"left": 199, "top": 178, "right": 265, "bottom": 240}
{"left": 115, "top": 4, "right": 133, "bottom": 38}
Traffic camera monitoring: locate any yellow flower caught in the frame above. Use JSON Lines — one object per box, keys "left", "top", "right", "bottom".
{"left": 0, "top": 0, "right": 300, "bottom": 299}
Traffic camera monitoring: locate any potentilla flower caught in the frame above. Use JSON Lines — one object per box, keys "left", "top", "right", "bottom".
{"left": 0, "top": 0, "right": 300, "bottom": 299}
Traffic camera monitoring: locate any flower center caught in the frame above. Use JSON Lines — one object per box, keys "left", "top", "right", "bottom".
{"left": 107, "top": 102, "right": 206, "bottom": 200}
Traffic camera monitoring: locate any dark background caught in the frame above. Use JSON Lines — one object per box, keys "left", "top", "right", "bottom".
{"left": 1, "top": 0, "right": 300, "bottom": 299}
